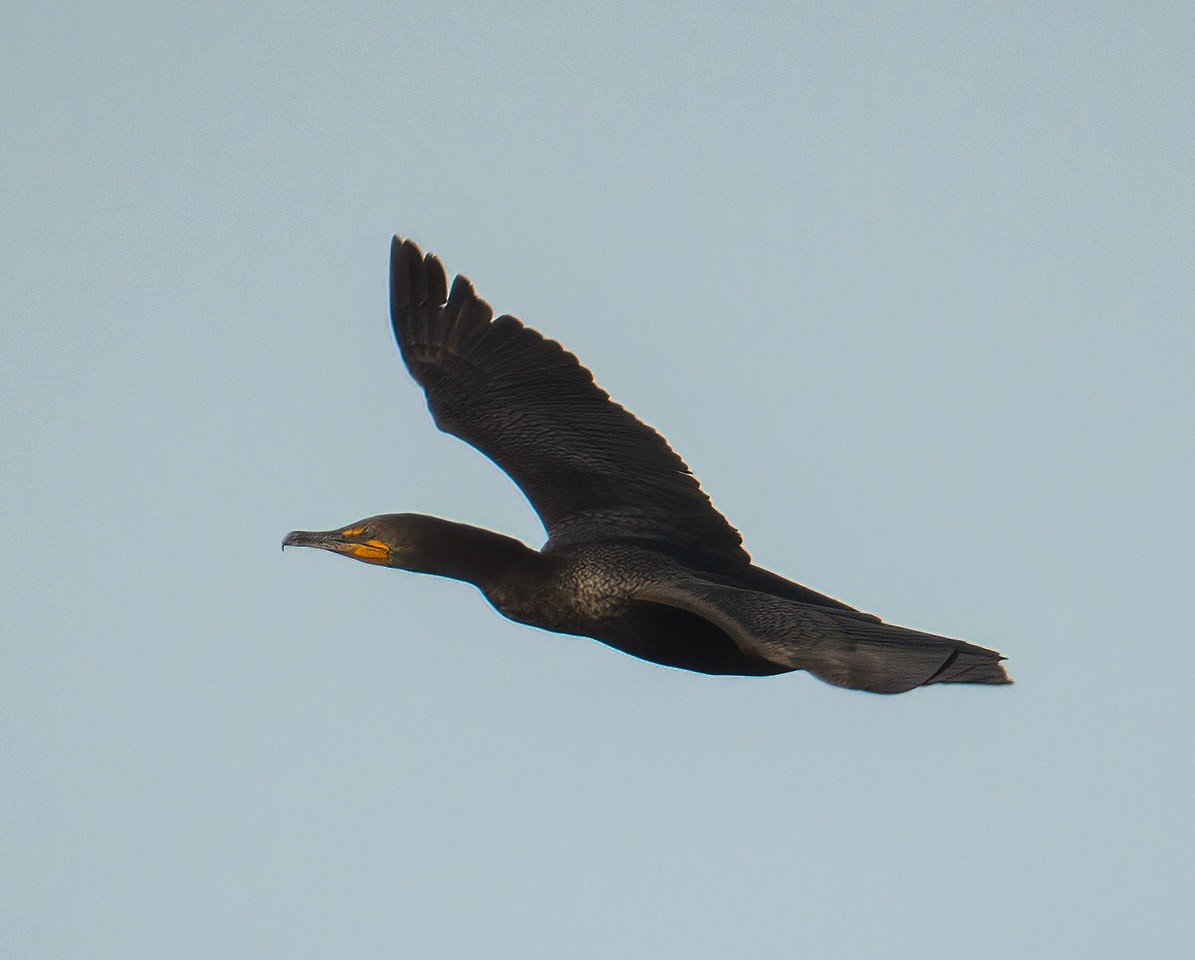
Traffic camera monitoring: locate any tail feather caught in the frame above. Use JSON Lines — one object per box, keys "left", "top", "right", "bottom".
{"left": 924, "top": 647, "right": 1012, "bottom": 686}
{"left": 797, "top": 620, "right": 1013, "bottom": 694}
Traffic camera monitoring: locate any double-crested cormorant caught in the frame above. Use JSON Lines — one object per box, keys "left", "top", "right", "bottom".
{"left": 283, "top": 237, "right": 1011, "bottom": 694}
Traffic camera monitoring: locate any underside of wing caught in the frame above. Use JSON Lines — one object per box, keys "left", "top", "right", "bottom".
{"left": 632, "top": 578, "right": 1012, "bottom": 694}
{"left": 389, "top": 236, "right": 749, "bottom": 568}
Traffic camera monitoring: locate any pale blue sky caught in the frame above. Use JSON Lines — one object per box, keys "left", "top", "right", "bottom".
{"left": 3, "top": 2, "right": 1193, "bottom": 957}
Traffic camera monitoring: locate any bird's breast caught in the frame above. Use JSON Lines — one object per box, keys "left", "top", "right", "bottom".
{"left": 484, "top": 545, "right": 659, "bottom": 634}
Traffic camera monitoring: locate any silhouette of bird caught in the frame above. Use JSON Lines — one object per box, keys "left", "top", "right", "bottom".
{"left": 284, "top": 237, "right": 1011, "bottom": 694}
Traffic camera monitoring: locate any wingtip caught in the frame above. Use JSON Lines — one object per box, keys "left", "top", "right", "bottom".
{"left": 390, "top": 234, "right": 422, "bottom": 264}
{"left": 447, "top": 272, "right": 475, "bottom": 304}
{"left": 445, "top": 272, "right": 494, "bottom": 327}
{"left": 390, "top": 236, "right": 448, "bottom": 309}
{"left": 425, "top": 252, "right": 448, "bottom": 304}
{"left": 389, "top": 236, "right": 419, "bottom": 310}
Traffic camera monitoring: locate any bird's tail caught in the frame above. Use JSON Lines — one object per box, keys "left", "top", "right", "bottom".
{"left": 797, "top": 620, "right": 1013, "bottom": 694}
{"left": 632, "top": 578, "right": 1012, "bottom": 695}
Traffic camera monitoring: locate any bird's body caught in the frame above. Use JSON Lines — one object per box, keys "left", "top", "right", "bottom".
{"left": 284, "top": 237, "right": 1012, "bottom": 694}
{"left": 481, "top": 540, "right": 789, "bottom": 676}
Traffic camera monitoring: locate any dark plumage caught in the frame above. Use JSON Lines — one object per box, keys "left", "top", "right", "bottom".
{"left": 283, "top": 237, "right": 1012, "bottom": 694}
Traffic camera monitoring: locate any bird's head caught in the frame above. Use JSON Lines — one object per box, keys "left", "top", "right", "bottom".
{"left": 282, "top": 514, "right": 427, "bottom": 569}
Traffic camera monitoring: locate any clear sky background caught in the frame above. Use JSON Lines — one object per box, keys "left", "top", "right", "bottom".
{"left": 3, "top": 2, "right": 1193, "bottom": 957}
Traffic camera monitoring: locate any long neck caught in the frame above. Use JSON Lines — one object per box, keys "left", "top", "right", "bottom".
{"left": 402, "top": 515, "right": 542, "bottom": 592}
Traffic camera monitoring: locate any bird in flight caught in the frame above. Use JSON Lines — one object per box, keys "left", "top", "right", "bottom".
{"left": 284, "top": 237, "right": 1011, "bottom": 694}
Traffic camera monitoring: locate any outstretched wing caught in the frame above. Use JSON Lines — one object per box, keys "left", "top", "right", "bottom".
{"left": 389, "top": 236, "right": 749, "bottom": 567}
{"left": 632, "top": 578, "right": 1012, "bottom": 694}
